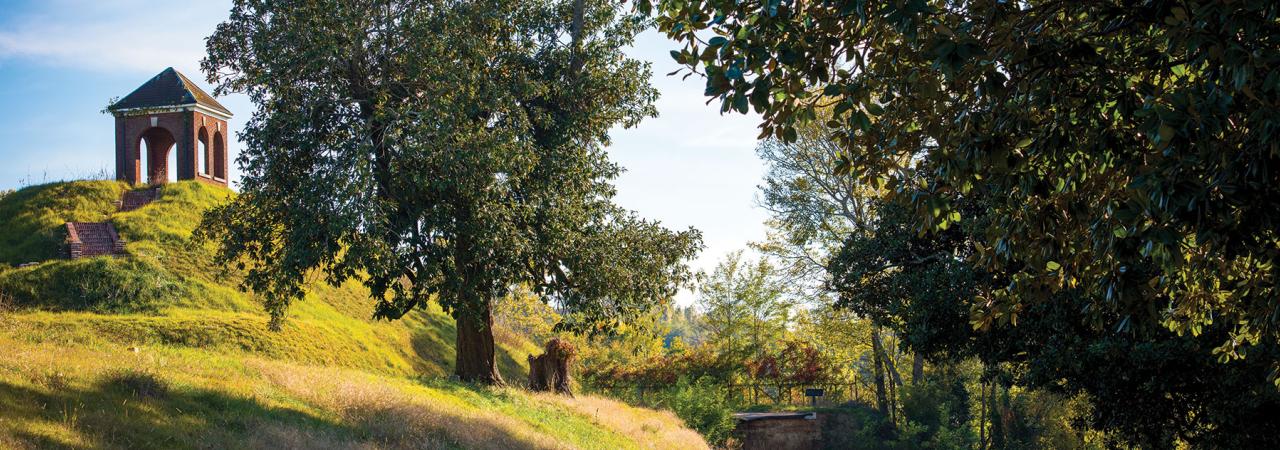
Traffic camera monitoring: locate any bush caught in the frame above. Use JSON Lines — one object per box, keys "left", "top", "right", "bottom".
{"left": 987, "top": 387, "right": 1096, "bottom": 450}
{"left": 747, "top": 340, "right": 838, "bottom": 385}
{"left": 899, "top": 373, "right": 973, "bottom": 447}
{"left": 813, "top": 374, "right": 977, "bottom": 450}
{"left": 653, "top": 376, "right": 738, "bottom": 447}
{"left": 583, "top": 344, "right": 739, "bottom": 386}
{"left": 819, "top": 406, "right": 894, "bottom": 450}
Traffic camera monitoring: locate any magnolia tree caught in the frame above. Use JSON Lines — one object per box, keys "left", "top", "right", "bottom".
{"left": 199, "top": 0, "right": 701, "bottom": 384}
{"left": 646, "top": 0, "right": 1280, "bottom": 367}
{"left": 642, "top": 0, "right": 1280, "bottom": 445}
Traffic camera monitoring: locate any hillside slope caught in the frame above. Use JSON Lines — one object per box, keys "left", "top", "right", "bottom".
{"left": 0, "top": 180, "right": 707, "bottom": 449}
{"left": 0, "top": 180, "right": 534, "bottom": 379}
{"left": 0, "top": 334, "right": 705, "bottom": 450}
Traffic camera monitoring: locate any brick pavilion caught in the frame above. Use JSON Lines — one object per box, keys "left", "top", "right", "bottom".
{"left": 107, "top": 67, "right": 232, "bottom": 186}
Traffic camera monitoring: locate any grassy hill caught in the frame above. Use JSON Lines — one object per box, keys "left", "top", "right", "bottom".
{"left": 0, "top": 180, "right": 707, "bottom": 449}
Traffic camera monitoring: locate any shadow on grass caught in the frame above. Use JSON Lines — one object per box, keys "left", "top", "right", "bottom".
{"left": 409, "top": 311, "right": 529, "bottom": 384}
{"left": 410, "top": 310, "right": 457, "bottom": 379}
{"left": 0, "top": 374, "right": 352, "bottom": 449}
{"left": 495, "top": 345, "right": 528, "bottom": 387}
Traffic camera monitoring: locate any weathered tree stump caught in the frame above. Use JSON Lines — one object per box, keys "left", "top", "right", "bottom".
{"left": 528, "top": 338, "right": 576, "bottom": 396}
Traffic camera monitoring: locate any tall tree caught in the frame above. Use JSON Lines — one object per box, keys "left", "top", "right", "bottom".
{"left": 646, "top": 0, "right": 1280, "bottom": 375}
{"left": 753, "top": 112, "right": 913, "bottom": 414}
{"left": 644, "top": 0, "right": 1280, "bottom": 444}
{"left": 697, "top": 251, "right": 792, "bottom": 362}
{"left": 752, "top": 108, "right": 876, "bottom": 300}
{"left": 830, "top": 190, "right": 1280, "bottom": 446}
{"left": 200, "top": 0, "right": 701, "bottom": 384}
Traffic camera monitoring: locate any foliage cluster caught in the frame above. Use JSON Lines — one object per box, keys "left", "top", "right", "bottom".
{"left": 746, "top": 340, "right": 833, "bottom": 385}
{"left": 649, "top": 376, "right": 738, "bottom": 447}
{"left": 0, "top": 180, "right": 539, "bottom": 381}
{"left": 580, "top": 253, "right": 848, "bottom": 390}
{"left": 200, "top": 0, "right": 701, "bottom": 383}
{"left": 641, "top": 0, "right": 1280, "bottom": 446}
{"left": 493, "top": 285, "right": 561, "bottom": 345}
{"left": 896, "top": 373, "right": 975, "bottom": 449}
{"left": 583, "top": 343, "right": 736, "bottom": 386}
{"left": 648, "top": 0, "right": 1280, "bottom": 362}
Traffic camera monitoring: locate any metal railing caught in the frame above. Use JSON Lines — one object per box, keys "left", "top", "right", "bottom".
{"left": 587, "top": 380, "right": 869, "bottom": 408}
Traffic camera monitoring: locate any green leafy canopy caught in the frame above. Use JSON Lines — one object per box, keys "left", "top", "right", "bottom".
{"left": 198, "top": 0, "right": 701, "bottom": 346}
{"left": 645, "top": 0, "right": 1280, "bottom": 375}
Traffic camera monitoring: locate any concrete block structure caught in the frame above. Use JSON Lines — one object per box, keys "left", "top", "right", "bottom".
{"left": 108, "top": 67, "right": 233, "bottom": 186}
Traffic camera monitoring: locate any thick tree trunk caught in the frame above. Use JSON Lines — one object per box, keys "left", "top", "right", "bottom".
{"left": 528, "top": 338, "right": 576, "bottom": 396}
{"left": 454, "top": 302, "right": 505, "bottom": 385}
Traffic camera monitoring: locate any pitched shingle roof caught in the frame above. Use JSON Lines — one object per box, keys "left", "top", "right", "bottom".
{"left": 109, "top": 67, "right": 232, "bottom": 117}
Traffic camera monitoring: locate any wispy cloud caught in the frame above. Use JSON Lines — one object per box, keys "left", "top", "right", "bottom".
{"left": 0, "top": 0, "right": 229, "bottom": 75}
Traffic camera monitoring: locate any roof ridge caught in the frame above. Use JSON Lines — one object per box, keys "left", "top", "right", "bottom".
{"left": 109, "top": 67, "right": 233, "bottom": 117}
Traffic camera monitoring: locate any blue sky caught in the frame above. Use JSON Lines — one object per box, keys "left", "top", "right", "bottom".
{"left": 0, "top": 1, "right": 768, "bottom": 300}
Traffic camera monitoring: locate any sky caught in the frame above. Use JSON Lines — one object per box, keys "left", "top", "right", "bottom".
{"left": 0, "top": 0, "right": 769, "bottom": 303}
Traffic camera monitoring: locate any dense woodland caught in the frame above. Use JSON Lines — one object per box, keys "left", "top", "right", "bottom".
{"left": 168, "top": 0, "right": 1280, "bottom": 448}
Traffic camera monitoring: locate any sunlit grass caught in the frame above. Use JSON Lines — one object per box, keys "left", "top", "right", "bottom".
{"left": 0, "top": 180, "right": 706, "bottom": 449}
{"left": 0, "top": 180, "right": 128, "bottom": 265}
{"left": 0, "top": 180, "right": 536, "bottom": 380}
{"left": 0, "top": 335, "right": 706, "bottom": 449}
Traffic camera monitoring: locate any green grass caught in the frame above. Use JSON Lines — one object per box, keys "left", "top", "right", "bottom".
{"left": 0, "top": 180, "right": 536, "bottom": 380}
{"left": 0, "top": 181, "right": 128, "bottom": 265}
{"left": 0, "top": 180, "right": 707, "bottom": 449}
{"left": 0, "top": 336, "right": 706, "bottom": 449}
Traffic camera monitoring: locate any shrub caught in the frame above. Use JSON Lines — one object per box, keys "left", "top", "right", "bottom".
{"left": 747, "top": 340, "right": 836, "bottom": 385}
{"left": 31, "top": 369, "right": 70, "bottom": 392}
{"left": 816, "top": 405, "right": 894, "bottom": 450}
{"left": 653, "top": 376, "right": 738, "bottom": 447}
{"left": 900, "top": 373, "right": 972, "bottom": 443}
{"left": 583, "top": 344, "right": 738, "bottom": 386}
{"left": 987, "top": 387, "right": 1096, "bottom": 450}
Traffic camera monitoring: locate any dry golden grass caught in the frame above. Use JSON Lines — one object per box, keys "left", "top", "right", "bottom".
{"left": 239, "top": 421, "right": 384, "bottom": 450}
{"left": 535, "top": 394, "right": 711, "bottom": 450}
{"left": 0, "top": 181, "right": 708, "bottom": 448}
{"left": 0, "top": 336, "right": 706, "bottom": 450}
{"left": 0, "top": 433, "right": 32, "bottom": 450}
{"left": 252, "top": 361, "right": 568, "bottom": 449}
